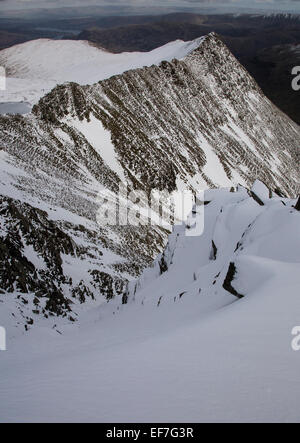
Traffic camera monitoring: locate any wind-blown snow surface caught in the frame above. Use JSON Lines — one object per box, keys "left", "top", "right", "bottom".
{"left": 0, "top": 37, "right": 204, "bottom": 108}
{"left": 1, "top": 184, "right": 300, "bottom": 423}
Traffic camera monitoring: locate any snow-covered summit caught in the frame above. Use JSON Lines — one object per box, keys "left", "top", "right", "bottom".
{"left": 0, "top": 36, "right": 205, "bottom": 106}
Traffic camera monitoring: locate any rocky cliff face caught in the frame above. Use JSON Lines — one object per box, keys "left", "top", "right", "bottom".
{"left": 32, "top": 33, "right": 299, "bottom": 194}
{"left": 0, "top": 33, "right": 299, "bottom": 329}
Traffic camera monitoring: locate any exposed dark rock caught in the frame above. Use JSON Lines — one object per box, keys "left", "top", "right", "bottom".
{"left": 122, "top": 292, "right": 129, "bottom": 305}
{"left": 0, "top": 196, "right": 128, "bottom": 319}
{"left": 223, "top": 262, "right": 244, "bottom": 298}
{"left": 159, "top": 254, "right": 168, "bottom": 275}
{"left": 89, "top": 270, "right": 126, "bottom": 300}
{"left": 249, "top": 191, "right": 265, "bottom": 206}
{"left": 274, "top": 187, "right": 286, "bottom": 198}
{"left": 210, "top": 240, "right": 217, "bottom": 260}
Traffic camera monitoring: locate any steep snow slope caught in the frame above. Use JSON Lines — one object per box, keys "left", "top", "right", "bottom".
{"left": 1, "top": 183, "right": 300, "bottom": 423}
{"left": 0, "top": 33, "right": 299, "bottom": 326}
{"left": 0, "top": 37, "right": 204, "bottom": 107}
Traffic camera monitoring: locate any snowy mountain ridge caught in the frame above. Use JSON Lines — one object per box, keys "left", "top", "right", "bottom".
{"left": 0, "top": 37, "right": 205, "bottom": 107}
{"left": 0, "top": 32, "right": 299, "bottom": 328}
